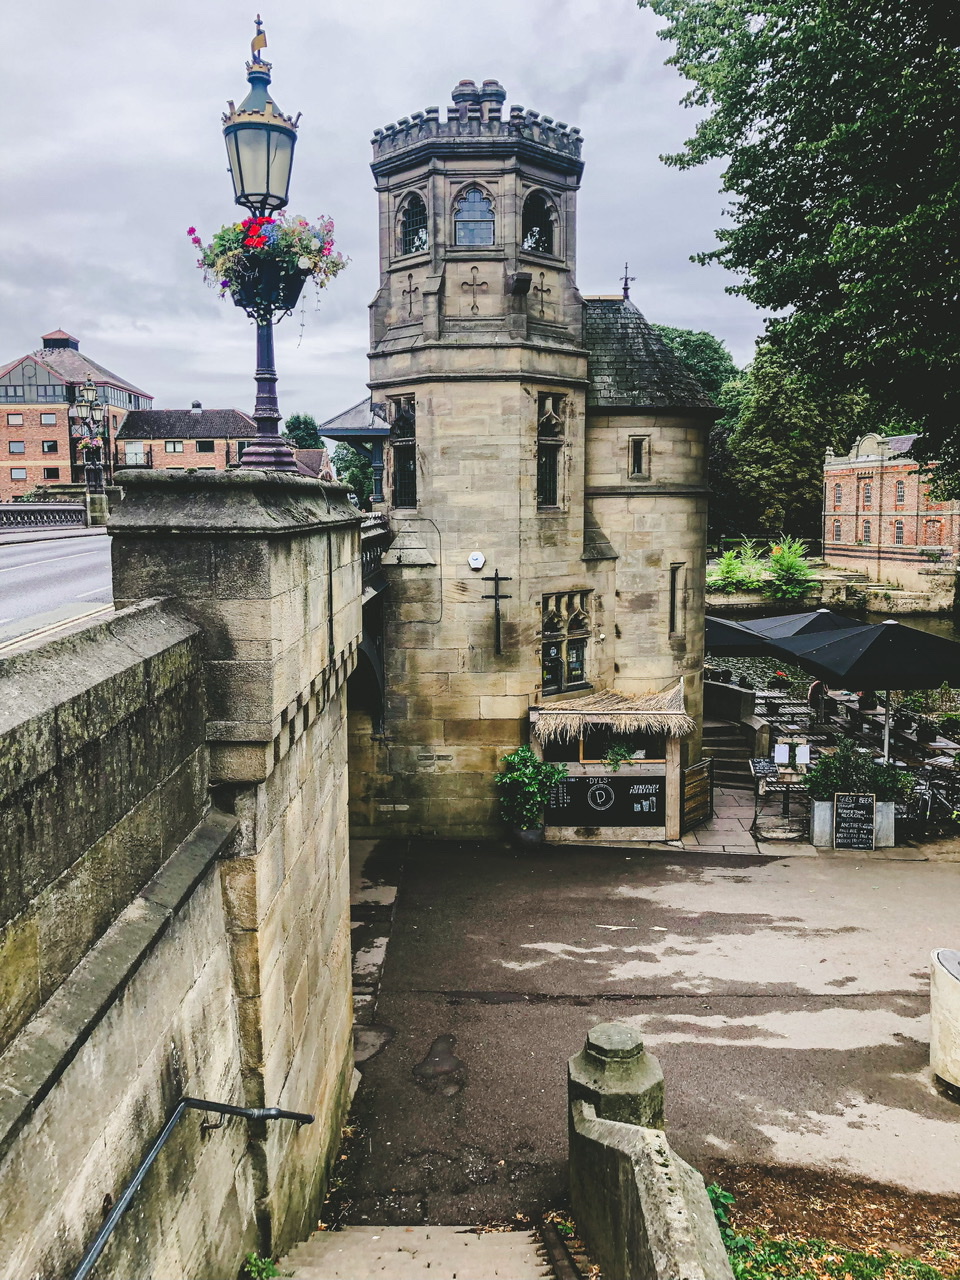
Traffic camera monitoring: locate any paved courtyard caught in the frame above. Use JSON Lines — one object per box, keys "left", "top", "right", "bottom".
{"left": 345, "top": 834, "right": 960, "bottom": 1226}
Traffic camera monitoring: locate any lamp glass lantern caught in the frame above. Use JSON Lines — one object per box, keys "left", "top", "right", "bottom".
{"left": 223, "top": 61, "right": 298, "bottom": 217}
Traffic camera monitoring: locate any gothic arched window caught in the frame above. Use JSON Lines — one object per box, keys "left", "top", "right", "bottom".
{"left": 399, "top": 194, "right": 428, "bottom": 255}
{"left": 521, "top": 192, "right": 555, "bottom": 254}
{"left": 454, "top": 187, "right": 495, "bottom": 246}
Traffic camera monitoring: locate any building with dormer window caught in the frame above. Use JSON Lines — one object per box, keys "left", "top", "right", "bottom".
{"left": 0, "top": 332, "right": 152, "bottom": 501}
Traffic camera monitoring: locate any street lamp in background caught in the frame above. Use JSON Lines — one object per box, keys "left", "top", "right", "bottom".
{"left": 222, "top": 15, "right": 300, "bottom": 472}
{"left": 74, "top": 376, "right": 106, "bottom": 493}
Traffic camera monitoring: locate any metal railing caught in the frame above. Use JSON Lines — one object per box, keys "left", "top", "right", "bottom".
{"left": 112, "top": 447, "right": 154, "bottom": 469}
{"left": 70, "top": 1096, "right": 313, "bottom": 1280}
{"left": 0, "top": 502, "right": 87, "bottom": 529}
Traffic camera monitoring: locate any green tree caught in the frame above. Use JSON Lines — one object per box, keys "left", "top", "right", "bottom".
{"left": 282, "top": 413, "right": 322, "bottom": 449}
{"left": 331, "top": 442, "right": 373, "bottom": 508}
{"left": 726, "top": 346, "right": 853, "bottom": 539}
{"left": 651, "top": 324, "right": 740, "bottom": 541}
{"left": 641, "top": 0, "right": 960, "bottom": 492}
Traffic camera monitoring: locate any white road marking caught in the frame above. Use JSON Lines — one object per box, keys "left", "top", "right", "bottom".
{"left": 77, "top": 588, "right": 109, "bottom": 598}
{"left": 0, "top": 549, "right": 105, "bottom": 574}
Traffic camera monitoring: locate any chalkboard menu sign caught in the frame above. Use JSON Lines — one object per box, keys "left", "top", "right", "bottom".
{"left": 833, "top": 792, "right": 875, "bottom": 850}
{"left": 749, "top": 759, "right": 779, "bottom": 779}
{"left": 546, "top": 775, "right": 666, "bottom": 827}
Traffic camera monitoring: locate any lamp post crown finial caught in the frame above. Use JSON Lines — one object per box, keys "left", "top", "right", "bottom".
{"left": 251, "top": 14, "right": 267, "bottom": 64}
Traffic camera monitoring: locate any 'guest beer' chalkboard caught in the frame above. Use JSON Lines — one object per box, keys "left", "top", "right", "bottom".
{"left": 833, "top": 792, "right": 875, "bottom": 850}
{"left": 546, "top": 775, "right": 666, "bottom": 827}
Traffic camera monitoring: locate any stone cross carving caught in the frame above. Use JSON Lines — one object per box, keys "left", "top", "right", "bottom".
{"left": 402, "top": 273, "right": 420, "bottom": 318}
{"left": 532, "top": 271, "right": 552, "bottom": 317}
{"left": 461, "top": 265, "right": 489, "bottom": 314}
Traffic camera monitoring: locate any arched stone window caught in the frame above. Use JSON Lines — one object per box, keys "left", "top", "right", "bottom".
{"left": 833, "top": 483, "right": 842, "bottom": 508}
{"left": 399, "top": 194, "right": 428, "bottom": 255}
{"left": 862, "top": 519, "right": 872, "bottom": 544}
{"left": 833, "top": 520, "right": 842, "bottom": 542}
{"left": 537, "top": 392, "right": 564, "bottom": 508}
{"left": 863, "top": 481, "right": 873, "bottom": 508}
{"left": 521, "top": 191, "right": 555, "bottom": 254}
{"left": 895, "top": 479, "right": 905, "bottom": 505}
{"left": 894, "top": 519, "right": 904, "bottom": 545}
{"left": 453, "top": 187, "right": 495, "bottom": 246}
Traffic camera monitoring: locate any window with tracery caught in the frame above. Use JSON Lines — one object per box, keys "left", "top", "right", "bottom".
{"left": 399, "top": 194, "right": 428, "bottom": 255}
{"left": 536, "top": 392, "right": 564, "bottom": 508}
{"left": 541, "top": 590, "right": 591, "bottom": 693}
{"left": 454, "top": 187, "right": 495, "bottom": 246}
{"left": 389, "top": 395, "right": 417, "bottom": 508}
{"left": 521, "top": 192, "right": 554, "bottom": 254}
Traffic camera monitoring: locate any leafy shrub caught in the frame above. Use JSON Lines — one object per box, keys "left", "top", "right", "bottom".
{"left": 241, "top": 1254, "right": 282, "bottom": 1280}
{"left": 706, "top": 540, "right": 765, "bottom": 593}
{"left": 495, "top": 747, "right": 567, "bottom": 830}
{"left": 805, "top": 737, "right": 912, "bottom": 802}
{"left": 764, "top": 535, "right": 813, "bottom": 600}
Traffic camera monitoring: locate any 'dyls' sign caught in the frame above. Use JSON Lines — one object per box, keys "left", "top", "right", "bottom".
{"left": 546, "top": 775, "right": 666, "bottom": 826}
{"left": 833, "top": 792, "right": 875, "bottom": 850}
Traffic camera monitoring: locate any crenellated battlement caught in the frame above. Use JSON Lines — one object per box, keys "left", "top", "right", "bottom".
{"left": 371, "top": 79, "right": 582, "bottom": 164}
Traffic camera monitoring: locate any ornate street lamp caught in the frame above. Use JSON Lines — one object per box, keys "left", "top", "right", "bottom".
{"left": 222, "top": 16, "right": 301, "bottom": 472}
{"left": 74, "top": 375, "right": 105, "bottom": 493}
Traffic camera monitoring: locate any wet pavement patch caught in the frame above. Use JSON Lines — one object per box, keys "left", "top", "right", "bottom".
{"left": 413, "top": 1034, "right": 467, "bottom": 1096}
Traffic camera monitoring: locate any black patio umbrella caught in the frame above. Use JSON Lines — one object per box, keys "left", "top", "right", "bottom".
{"left": 743, "top": 609, "right": 852, "bottom": 639}
{"left": 766, "top": 619, "right": 960, "bottom": 758}
{"left": 705, "top": 615, "right": 777, "bottom": 656}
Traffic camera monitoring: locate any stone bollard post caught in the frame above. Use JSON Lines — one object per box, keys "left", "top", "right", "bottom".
{"left": 568, "top": 1021, "right": 664, "bottom": 1128}
{"left": 568, "top": 1022, "right": 733, "bottom": 1280}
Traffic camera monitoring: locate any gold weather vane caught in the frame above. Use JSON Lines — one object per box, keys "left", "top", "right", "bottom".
{"left": 251, "top": 14, "right": 267, "bottom": 62}
{"left": 621, "top": 262, "right": 636, "bottom": 301}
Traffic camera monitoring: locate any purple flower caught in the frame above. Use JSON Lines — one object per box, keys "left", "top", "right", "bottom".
{"left": 220, "top": 278, "right": 230, "bottom": 287}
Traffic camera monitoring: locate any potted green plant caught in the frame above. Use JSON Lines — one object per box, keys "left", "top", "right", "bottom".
{"left": 495, "top": 747, "right": 568, "bottom": 846}
{"left": 806, "top": 738, "right": 912, "bottom": 846}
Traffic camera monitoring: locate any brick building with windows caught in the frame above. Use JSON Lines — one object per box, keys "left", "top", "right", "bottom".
{"left": 0, "top": 331, "right": 152, "bottom": 502}
{"left": 823, "top": 433, "right": 960, "bottom": 591}
{"left": 345, "top": 79, "right": 716, "bottom": 843}
{"left": 114, "top": 404, "right": 257, "bottom": 472}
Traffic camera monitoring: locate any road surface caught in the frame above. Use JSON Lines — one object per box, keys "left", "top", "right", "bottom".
{"left": 0, "top": 534, "right": 113, "bottom": 642}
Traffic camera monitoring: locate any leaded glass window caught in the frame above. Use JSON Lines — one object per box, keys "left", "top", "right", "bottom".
{"left": 521, "top": 192, "right": 554, "bottom": 254}
{"left": 400, "top": 194, "right": 428, "bottom": 255}
{"left": 454, "top": 187, "right": 495, "bottom": 246}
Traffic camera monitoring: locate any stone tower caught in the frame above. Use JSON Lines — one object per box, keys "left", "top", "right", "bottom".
{"left": 352, "top": 79, "right": 715, "bottom": 842}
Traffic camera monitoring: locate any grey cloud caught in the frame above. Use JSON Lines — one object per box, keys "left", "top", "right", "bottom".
{"left": 1, "top": 0, "right": 763, "bottom": 424}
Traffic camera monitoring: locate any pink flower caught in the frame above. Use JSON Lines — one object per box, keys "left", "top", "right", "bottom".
{"left": 187, "top": 226, "right": 196, "bottom": 236}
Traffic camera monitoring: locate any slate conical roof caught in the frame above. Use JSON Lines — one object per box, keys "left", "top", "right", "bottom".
{"left": 584, "top": 297, "right": 718, "bottom": 413}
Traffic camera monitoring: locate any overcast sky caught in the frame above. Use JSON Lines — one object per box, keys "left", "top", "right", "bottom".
{"left": 2, "top": 0, "right": 765, "bottom": 420}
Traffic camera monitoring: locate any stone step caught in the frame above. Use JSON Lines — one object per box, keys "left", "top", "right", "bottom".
{"left": 283, "top": 1226, "right": 553, "bottom": 1279}
{"left": 702, "top": 745, "right": 750, "bottom": 759}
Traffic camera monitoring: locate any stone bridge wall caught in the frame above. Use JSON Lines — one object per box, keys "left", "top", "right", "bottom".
{"left": 0, "top": 471, "right": 363, "bottom": 1279}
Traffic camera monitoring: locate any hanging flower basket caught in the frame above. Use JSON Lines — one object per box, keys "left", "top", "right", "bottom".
{"left": 190, "top": 213, "right": 346, "bottom": 321}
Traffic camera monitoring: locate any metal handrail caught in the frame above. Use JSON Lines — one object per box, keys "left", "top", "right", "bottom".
{"left": 70, "top": 1096, "right": 313, "bottom": 1280}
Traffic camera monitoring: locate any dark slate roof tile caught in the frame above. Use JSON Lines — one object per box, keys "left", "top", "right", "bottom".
{"left": 583, "top": 298, "right": 717, "bottom": 412}
{"left": 116, "top": 409, "right": 256, "bottom": 440}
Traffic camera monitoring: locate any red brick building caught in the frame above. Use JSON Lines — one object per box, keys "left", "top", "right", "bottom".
{"left": 823, "top": 433, "right": 960, "bottom": 590}
{"left": 0, "top": 331, "right": 152, "bottom": 502}
{"left": 114, "top": 405, "right": 257, "bottom": 472}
